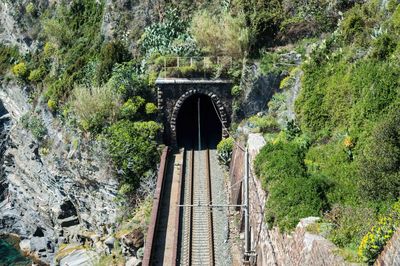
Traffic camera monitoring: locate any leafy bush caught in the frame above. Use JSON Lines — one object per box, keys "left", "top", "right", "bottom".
{"left": 217, "top": 137, "right": 235, "bottom": 166}
{"left": 371, "top": 34, "right": 397, "bottom": 59}
{"left": 325, "top": 205, "right": 375, "bottom": 249}
{"left": 21, "top": 114, "right": 47, "bottom": 141}
{"left": 190, "top": 10, "right": 248, "bottom": 57}
{"left": 40, "top": 0, "right": 105, "bottom": 104}
{"left": 140, "top": 8, "right": 196, "bottom": 56}
{"left": 96, "top": 41, "right": 131, "bottom": 84}
{"left": 47, "top": 99, "right": 57, "bottom": 112}
{"left": 106, "top": 120, "right": 161, "bottom": 188}
{"left": 247, "top": 115, "right": 280, "bottom": 133}
{"left": 231, "top": 85, "right": 242, "bottom": 97}
{"left": 119, "top": 97, "right": 145, "bottom": 120}
{"left": 0, "top": 45, "right": 19, "bottom": 76}
{"left": 145, "top": 103, "right": 157, "bottom": 115}
{"left": 107, "top": 61, "right": 151, "bottom": 101}
{"left": 391, "top": 4, "right": 400, "bottom": 30}
{"left": 28, "top": 67, "right": 46, "bottom": 82}
{"left": 359, "top": 107, "right": 400, "bottom": 201}
{"left": 340, "top": 5, "right": 366, "bottom": 43}
{"left": 71, "top": 86, "right": 121, "bottom": 133}
{"left": 266, "top": 175, "right": 330, "bottom": 231}
{"left": 255, "top": 141, "right": 306, "bottom": 189}
{"left": 12, "top": 62, "right": 28, "bottom": 78}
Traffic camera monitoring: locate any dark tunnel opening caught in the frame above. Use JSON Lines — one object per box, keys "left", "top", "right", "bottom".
{"left": 176, "top": 94, "right": 222, "bottom": 149}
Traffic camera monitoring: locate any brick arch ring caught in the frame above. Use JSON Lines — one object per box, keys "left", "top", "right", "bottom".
{"left": 170, "top": 89, "right": 229, "bottom": 141}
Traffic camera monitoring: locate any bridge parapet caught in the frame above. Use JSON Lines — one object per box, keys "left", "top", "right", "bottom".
{"left": 151, "top": 56, "right": 233, "bottom": 80}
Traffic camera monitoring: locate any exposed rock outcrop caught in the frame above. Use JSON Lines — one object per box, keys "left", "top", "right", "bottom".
{"left": 0, "top": 82, "right": 120, "bottom": 264}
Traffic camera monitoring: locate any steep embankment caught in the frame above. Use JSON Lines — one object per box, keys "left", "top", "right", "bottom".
{"left": 253, "top": 0, "right": 400, "bottom": 264}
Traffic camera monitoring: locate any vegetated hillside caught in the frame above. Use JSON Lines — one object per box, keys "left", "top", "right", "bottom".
{"left": 0, "top": 0, "right": 350, "bottom": 199}
{"left": 254, "top": 0, "right": 400, "bottom": 263}
{"left": 1, "top": 0, "right": 399, "bottom": 264}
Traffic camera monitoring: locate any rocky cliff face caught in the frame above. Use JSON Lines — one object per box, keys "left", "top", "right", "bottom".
{"left": 0, "top": 81, "right": 120, "bottom": 264}
{"left": 0, "top": 1, "right": 130, "bottom": 264}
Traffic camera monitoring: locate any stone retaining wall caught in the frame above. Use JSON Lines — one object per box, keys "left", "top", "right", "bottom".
{"left": 376, "top": 228, "right": 400, "bottom": 265}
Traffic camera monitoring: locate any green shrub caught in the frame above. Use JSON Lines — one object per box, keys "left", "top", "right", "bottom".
{"left": 119, "top": 97, "right": 145, "bottom": 120}
{"left": 107, "top": 120, "right": 161, "bottom": 188}
{"left": 140, "top": 8, "right": 196, "bottom": 56}
{"left": 21, "top": 114, "right": 47, "bottom": 141}
{"left": 371, "top": 34, "right": 396, "bottom": 59}
{"left": 358, "top": 107, "right": 400, "bottom": 201}
{"left": 190, "top": 10, "right": 248, "bottom": 57}
{"left": 305, "top": 139, "right": 360, "bottom": 205}
{"left": 216, "top": 137, "right": 235, "bottom": 166}
{"left": 145, "top": 103, "right": 157, "bottom": 115}
{"left": 12, "top": 62, "right": 28, "bottom": 78}
{"left": 47, "top": 99, "right": 57, "bottom": 112}
{"left": 255, "top": 141, "right": 306, "bottom": 189}
{"left": 40, "top": 0, "right": 105, "bottom": 104}
{"left": 43, "top": 42, "right": 57, "bottom": 58}
{"left": 28, "top": 67, "right": 46, "bottom": 82}
{"left": 266, "top": 175, "right": 330, "bottom": 231}
{"left": 71, "top": 86, "right": 121, "bottom": 133}
{"left": 325, "top": 205, "right": 375, "bottom": 249}
{"left": 248, "top": 115, "right": 280, "bottom": 133}
{"left": 391, "top": 4, "right": 400, "bottom": 30}
{"left": 340, "top": 6, "right": 366, "bottom": 43}
{"left": 96, "top": 41, "right": 131, "bottom": 84}
{"left": 26, "top": 2, "right": 36, "bottom": 16}
{"left": 107, "top": 61, "right": 151, "bottom": 101}
{"left": 0, "top": 45, "right": 19, "bottom": 76}
{"left": 231, "top": 85, "right": 242, "bottom": 97}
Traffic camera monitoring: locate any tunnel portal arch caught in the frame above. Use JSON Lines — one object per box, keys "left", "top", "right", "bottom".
{"left": 156, "top": 79, "right": 233, "bottom": 146}
{"left": 171, "top": 89, "right": 229, "bottom": 145}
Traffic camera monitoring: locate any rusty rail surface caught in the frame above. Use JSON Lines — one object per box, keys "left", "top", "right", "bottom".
{"left": 172, "top": 148, "right": 186, "bottom": 265}
{"left": 142, "top": 146, "right": 169, "bottom": 266}
{"left": 205, "top": 149, "right": 215, "bottom": 265}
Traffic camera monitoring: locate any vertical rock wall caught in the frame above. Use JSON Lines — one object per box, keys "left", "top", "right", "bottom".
{"left": 0, "top": 83, "right": 120, "bottom": 264}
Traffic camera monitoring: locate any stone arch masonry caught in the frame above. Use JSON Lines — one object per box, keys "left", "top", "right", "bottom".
{"left": 156, "top": 79, "right": 233, "bottom": 145}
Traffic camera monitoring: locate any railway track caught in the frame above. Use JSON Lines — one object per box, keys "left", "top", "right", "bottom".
{"left": 180, "top": 148, "right": 215, "bottom": 265}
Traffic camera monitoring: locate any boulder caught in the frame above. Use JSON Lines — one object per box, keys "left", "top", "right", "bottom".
{"left": 19, "top": 239, "right": 31, "bottom": 254}
{"left": 104, "top": 236, "right": 115, "bottom": 246}
{"left": 30, "top": 237, "right": 47, "bottom": 252}
{"left": 125, "top": 256, "right": 142, "bottom": 266}
{"left": 59, "top": 249, "right": 99, "bottom": 266}
{"left": 123, "top": 229, "right": 144, "bottom": 249}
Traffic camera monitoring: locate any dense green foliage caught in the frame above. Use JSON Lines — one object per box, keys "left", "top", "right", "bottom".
{"left": 254, "top": 0, "right": 400, "bottom": 262}
{"left": 140, "top": 8, "right": 197, "bottom": 56}
{"left": 217, "top": 137, "right": 234, "bottom": 166}
{"left": 0, "top": 45, "right": 20, "bottom": 76}
{"left": 42, "top": 0, "right": 105, "bottom": 105}
{"left": 107, "top": 120, "right": 160, "bottom": 190}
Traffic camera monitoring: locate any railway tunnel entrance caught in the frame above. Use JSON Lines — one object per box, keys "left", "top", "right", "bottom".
{"left": 176, "top": 94, "right": 222, "bottom": 149}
